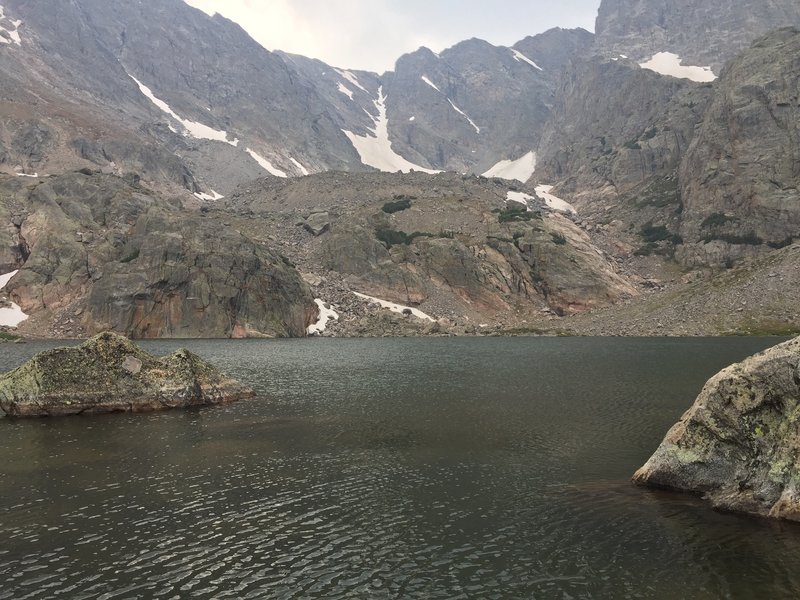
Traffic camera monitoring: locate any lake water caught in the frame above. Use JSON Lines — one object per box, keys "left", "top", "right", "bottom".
{"left": 1, "top": 337, "right": 799, "bottom": 599}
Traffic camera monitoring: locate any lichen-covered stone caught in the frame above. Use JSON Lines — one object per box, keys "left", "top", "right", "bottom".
{"left": 633, "top": 336, "right": 800, "bottom": 520}
{"left": 0, "top": 332, "right": 253, "bottom": 417}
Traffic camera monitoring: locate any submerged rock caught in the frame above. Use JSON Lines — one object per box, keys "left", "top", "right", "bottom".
{"left": 633, "top": 336, "right": 800, "bottom": 520}
{"left": 0, "top": 332, "right": 253, "bottom": 417}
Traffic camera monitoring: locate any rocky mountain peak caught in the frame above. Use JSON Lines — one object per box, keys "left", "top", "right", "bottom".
{"left": 595, "top": 0, "right": 800, "bottom": 72}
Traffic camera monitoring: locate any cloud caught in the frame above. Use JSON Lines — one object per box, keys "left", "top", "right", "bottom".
{"left": 183, "top": 0, "right": 599, "bottom": 72}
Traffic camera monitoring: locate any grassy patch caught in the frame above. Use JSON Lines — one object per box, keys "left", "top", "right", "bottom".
{"left": 0, "top": 331, "right": 21, "bottom": 342}
{"left": 640, "top": 222, "right": 683, "bottom": 245}
{"left": 551, "top": 232, "right": 567, "bottom": 245}
{"left": 701, "top": 232, "right": 763, "bottom": 246}
{"left": 767, "top": 236, "right": 795, "bottom": 249}
{"left": 120, "top": 247, "right": 140, "bottom": 263}
{"left": 376, "top": 227, "right": 454, "bottom": 248}
{"left": 724, "top": 319, "right": 800, "bottom": 336}
{"left": 382, "top": 197, "right": 413, "bottom": 214}
{"left": 498, "top": 205, "right": 538, "bottom": 223}
{"left": 701, "top": 213, "right": 740, "bottom": 229}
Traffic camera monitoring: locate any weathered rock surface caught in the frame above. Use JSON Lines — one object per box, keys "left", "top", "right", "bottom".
{"left": 594, "top": 0, "right": 800, "bottom": 72}
{"left": 225, "top": 171, "right": 638, "bottom": 333}
{"left": 633, "top": 336, "right": 800, "bottom": 520}
{"left": 0, "top": 171, "right": 316, "bottom": 338}
{"left": 0, "top": 332, "right": 253, "bottom": 417}
{"left": 677, "top": 28, "right": 800, "bottom": 267}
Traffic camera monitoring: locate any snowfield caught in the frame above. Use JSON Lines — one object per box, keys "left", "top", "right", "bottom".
{"left": 639, "top": 52, "right": 716, "bottom": 82}
{"left": 337, "top": 82, "right": 354, "bottom": 100}
{"left": 335, "top": 69, "right": 368, "bottom": 93}
{"left": 535, "top": 185, "right": 577, "bottom": 215}
{"left": 128, "top": 72, "right": 240, "bottom": 145}
{"left": 482, "top": 151, "right": 537, "bottom": 183}
{"left": 353, "top": 292, "right": 435, "bottom": 322}
{"left": 0, "top": 5, "right": 22, "bottom": 46}
{"left": 0, "top": 270, "right": 29, "bottom": 328}
{"left": 194, "top": 190, "right": 224, "bottom": 201}
{"left": 343, "top": 87, "right": 439, "bottom": 174}
{"left": 246, "top": 148, "right": 287, "bottom": 178}
{"left": 511, "top": 49, "right": 542, "bottom": 71}
{"left": 307, "top": 299, "right": 339, "bottom": 335}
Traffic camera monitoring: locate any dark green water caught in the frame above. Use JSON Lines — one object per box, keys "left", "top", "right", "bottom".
{"left": 1, "top": 337, "right": 798, "bottom": 599}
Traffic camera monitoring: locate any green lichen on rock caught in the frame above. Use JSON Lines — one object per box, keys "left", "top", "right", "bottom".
{"left": 633, "top": 336, "right": 800, "bottom": 520}
{"left": 0, "top": 332, "right": 253, "bottom": 417}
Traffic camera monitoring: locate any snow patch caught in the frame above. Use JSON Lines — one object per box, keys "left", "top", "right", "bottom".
{"left": 482, "top": 151, "right": 537, "bottom": 183}
{"left": 335, "top": 69, "right": 368, "bottom": 93}
{"left": 0, "top": 5, "right": 22, "bottom": 46}
{"left": 409, "top": 116, "right": 416, "bottom": 122}
{"left": 290, "top": 157, "right": 309, "bottom": 176}
{"left": 246, "top": 148, "right": 287, "bottom": 178}
{"left": 511, "top": 49, "right": 542, "bottom": 71}
{"left": 535, "top": 185, "right": 577, "bottom": 215}
{"left": 307, "top": 299, "right": 339, "bottom": 335}
{"left": 447, "top": 99, "right": 480, "bottom": 134}
{"left": 0, "top": 270, "right": 28, "bottom": 327}
{"left": 127, "top": 73, "right": 239, "bottom": 145}
{"left": 194, "top": 190, "right": 224, "bottom": 201}
{"left": 15, "top": 172, "right": 39, "bottom": 178}
{"left": 353, "top": 292, "right": 435, "bottom": 322}
{"left": 639, "top": 52, "right": 716, "bottom": 82}
{"left": 342, "top": 87, "right": 440, "bottom": 174}
{"left": 421, "top": 75, "right": 441, "bottom": 93}
{"left": 337, "top": 82, "right": 354, "bottom": 100}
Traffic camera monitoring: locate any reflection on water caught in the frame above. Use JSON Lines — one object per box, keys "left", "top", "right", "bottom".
{"left": 1, "top": 337, "right": 798, "bottom": 599}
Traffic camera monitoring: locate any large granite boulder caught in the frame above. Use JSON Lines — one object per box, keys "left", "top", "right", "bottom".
{"left": 633, "top": 336, "right": 800, "bottom": 520}
{"left": 0, "top": 332, "right": 253, "bottom": 417}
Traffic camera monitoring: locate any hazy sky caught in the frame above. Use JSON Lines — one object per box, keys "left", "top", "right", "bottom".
{"left": 183, "top": 0, "right": 601, "bottom": 72}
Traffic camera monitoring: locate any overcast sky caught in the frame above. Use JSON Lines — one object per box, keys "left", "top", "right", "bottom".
{"left": 183, "top": 0, "right": 601, "bottom": 72}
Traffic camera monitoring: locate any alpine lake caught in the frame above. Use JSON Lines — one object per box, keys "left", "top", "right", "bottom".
{"left": 1, "top": 336, "right": 798, "bottom": 599}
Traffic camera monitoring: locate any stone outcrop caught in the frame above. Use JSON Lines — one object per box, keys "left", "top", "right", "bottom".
{"left": 227, "top": 171, "right": 638, "bottom": 329}
{"left": 0, "top": 171, "right": 316, "bottom": 338}
{"left": 0, "top": 332, "right": 253, "bottom": 417}
{"left": 633, "top": 336, "right": 800, "bottom": 520}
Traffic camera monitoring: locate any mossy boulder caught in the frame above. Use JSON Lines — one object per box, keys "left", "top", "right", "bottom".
{"left": 633, "top": 336, "right": 800, "bottom": 520}
{"left": 0, "top": 332, "right": 253, "bottom": 417}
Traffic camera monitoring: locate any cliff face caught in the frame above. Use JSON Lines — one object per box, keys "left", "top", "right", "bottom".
{"left": 535, "top": 24, "right": 800, "bottom": 268}
{"left": 0, "top": 171, "right": 316, "bottom": 338}
{"left": 595, "top": 0, "right": 800, "bottom": 71}
{"left": 535, "top": 56, "right": 712, "bottom": 195}
{"left": 677, "top": 28, "right": 800, "bottom": 267}
{"left": 634, "top": 336, "right": 800, "bottom": 521}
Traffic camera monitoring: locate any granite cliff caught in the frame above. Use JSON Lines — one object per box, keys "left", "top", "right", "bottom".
{"left": 0, "top": 171, "right": 315, "bottom": 338}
